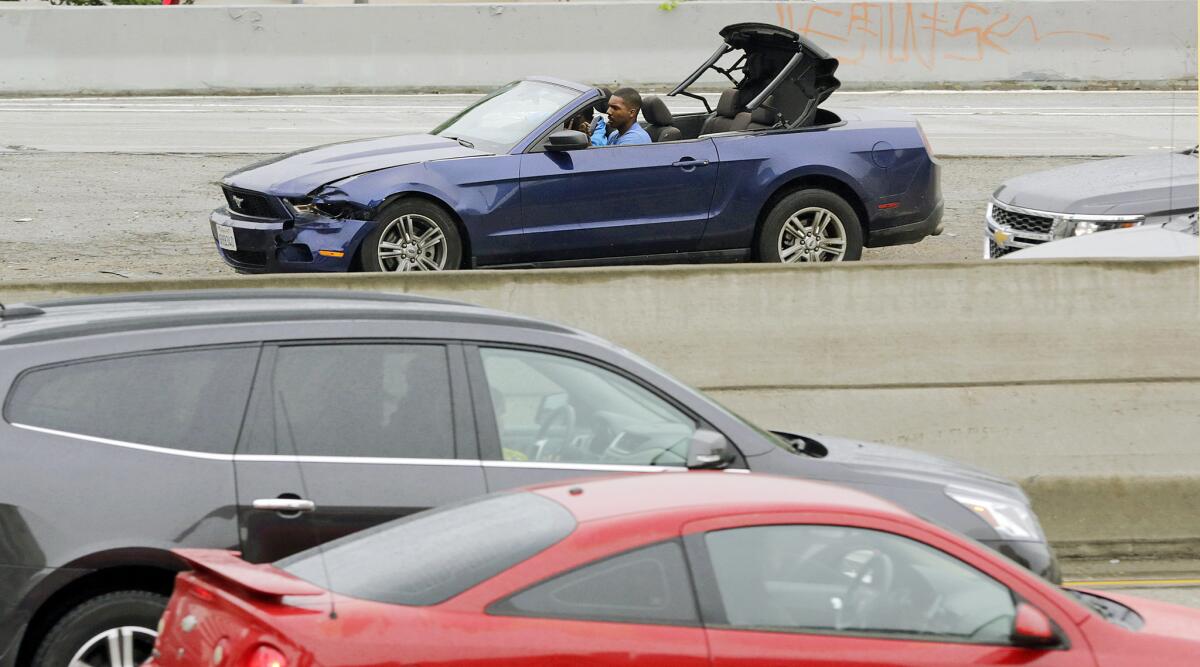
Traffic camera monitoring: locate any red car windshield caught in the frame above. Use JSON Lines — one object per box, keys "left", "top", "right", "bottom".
{"left": 277, "top": 491, "right": 575, "bottom": 606}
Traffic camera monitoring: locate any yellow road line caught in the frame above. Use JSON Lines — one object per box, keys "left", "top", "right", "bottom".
{"left": 1064, "top": 578, "right": 1200, "bottom": 587}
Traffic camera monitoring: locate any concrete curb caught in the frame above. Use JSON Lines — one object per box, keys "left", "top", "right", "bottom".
{"left": 1025, "top": 476, "right": 1200, "bottom": 561}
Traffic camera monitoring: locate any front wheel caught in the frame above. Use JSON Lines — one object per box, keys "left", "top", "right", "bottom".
{"left": 32, "top": 590, "right": 166, "bottom": 667}
{"left": 757, "top": 189, "right": 863, "bottom": 263}
{"left": 361, "top": 199, "right": 463, "bottom": 272}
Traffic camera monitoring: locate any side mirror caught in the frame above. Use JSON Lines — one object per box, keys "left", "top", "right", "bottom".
{"left": 687, "top": 428, "right": 735, "bottom": 469}
{"left": 545, "top": 130, "right": 590, "bottom": 152}
{"left": 1010, "top": 602, "right": 1061, "bottom": 649}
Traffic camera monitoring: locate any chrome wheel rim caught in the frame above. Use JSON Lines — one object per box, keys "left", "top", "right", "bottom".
{"left": 69, "top": 626, "right": 157, "bottom": 667}
{"left": 777, "top": 207, "right": 848, "bottom": 262}
{"left": 376, "top": 214, "right": 448, "bottom": 272}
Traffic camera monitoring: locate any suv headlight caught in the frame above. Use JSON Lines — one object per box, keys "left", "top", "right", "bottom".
{"left": 1057, "top": 213, "right": 1144, "bottom": 238}
{"left": 946, "top": 487, "right": 1044, "bottom": 541}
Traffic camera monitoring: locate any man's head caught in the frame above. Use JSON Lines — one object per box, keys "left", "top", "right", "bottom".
{"left": 607, "top": 87, "right": 642, "bottom": 133}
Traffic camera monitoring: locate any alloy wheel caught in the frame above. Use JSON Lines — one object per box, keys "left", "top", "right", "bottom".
{"left": 777, "top": 206, "right": 849, "bottom": 262}
{"left": 68, "top": 626, "right": 156, "bottom": 667}
{"left": 376, "top": 214, "right": 448, "bottom": 272}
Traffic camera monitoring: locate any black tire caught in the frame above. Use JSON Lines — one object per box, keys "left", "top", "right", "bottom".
{"left": 33, "top": 590, "right": 167, "bottom": 667}
{"left": 361, "top": 199, "right": 463, "bottom": 272}
{"left": 757, "top": 189, "right": 864, "bottom": 263}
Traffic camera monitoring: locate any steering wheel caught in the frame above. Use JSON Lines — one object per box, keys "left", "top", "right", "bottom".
{"left": 534, "top": 404, "right": 577, "bottom": 461}
{"left": 838, "top": 550, "right": 896, "bottom": 630}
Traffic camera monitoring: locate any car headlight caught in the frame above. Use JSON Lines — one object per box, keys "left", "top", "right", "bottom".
{"left": 1058, "top": 214, "right": 1144, "bottom": 238}
{"left": 284, "top": 197, "right": 358, "bottom": 220}
{"left": 946, "top": 487, "right": 1044, "bottom": 541}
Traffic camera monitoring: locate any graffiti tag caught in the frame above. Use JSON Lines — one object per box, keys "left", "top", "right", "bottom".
{"left": 775, "top": 1, "right": 1111, "bottom": 68}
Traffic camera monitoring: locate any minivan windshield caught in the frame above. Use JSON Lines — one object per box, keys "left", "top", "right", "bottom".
{"left": 608, "top": 343, "right": 793, "bottom": 451}
{"left": 432, "top": 80, "right": 579, "bottom": 154}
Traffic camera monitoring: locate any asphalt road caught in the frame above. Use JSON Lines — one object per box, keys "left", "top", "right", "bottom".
{"left": 1, "top": 90, "right": 1195, "bottom": 156}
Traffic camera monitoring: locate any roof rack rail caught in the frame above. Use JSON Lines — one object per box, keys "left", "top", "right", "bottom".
{"left": 34, "top": 289, "right": 468, "bottom": 309}
{"left": 0, "top": 303, "right": 46, "bottom": 320}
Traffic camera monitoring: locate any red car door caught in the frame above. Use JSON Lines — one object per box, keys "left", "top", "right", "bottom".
{"left": 683, "top": 513, "right": 1096, "bottom": 667}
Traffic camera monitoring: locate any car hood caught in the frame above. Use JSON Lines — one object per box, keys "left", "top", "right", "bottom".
{"left": 1005, "top": 223, "right": 1199, "bottom": 259}
{"left": 1083, "top": 590, "right": 1200, "bottom": 652}
{"left": 769, "top": 429, "right": 1020, "bottom": 494}
{"left": 993, "top": 152, "right": 1199, "bottom": 216}
{"left": 221, "top": 134, "right": 490, "bottom": 198}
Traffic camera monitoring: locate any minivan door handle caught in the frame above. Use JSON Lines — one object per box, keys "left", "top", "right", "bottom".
{"left": 252, "top": 498, "right": 316, "bottom": 513}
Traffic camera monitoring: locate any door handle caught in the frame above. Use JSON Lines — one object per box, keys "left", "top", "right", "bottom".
{"left": 253, "top": 498, "right": 316, "bottom": 513}
{"left": 671, "top": 158, "right": 710, "bottom": 169}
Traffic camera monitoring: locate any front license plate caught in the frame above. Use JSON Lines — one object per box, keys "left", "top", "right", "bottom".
{"left": 215, "top": 224, "right": 238, "bottom": 251}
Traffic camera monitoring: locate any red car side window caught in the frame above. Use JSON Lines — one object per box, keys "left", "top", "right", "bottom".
{"left": 703, "top": 525, "right": 1018, "bottom": 644}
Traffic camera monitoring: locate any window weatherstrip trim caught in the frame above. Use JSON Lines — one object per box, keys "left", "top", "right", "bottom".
{"left": 235, "top": 455, "right": 480, "bottom": 467}
{"left": 481, "top": 460, "right": 686, "bottom": 473}
{"left": 10, "top": 423, "right": 236, "bottom": 461}
{"left": 9, "top": 423, "right": 481, "bottom": 466}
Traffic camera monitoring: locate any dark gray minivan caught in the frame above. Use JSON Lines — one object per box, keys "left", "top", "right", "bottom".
{"left": 0, "top": 290, "right": 1056, "bottom": 667}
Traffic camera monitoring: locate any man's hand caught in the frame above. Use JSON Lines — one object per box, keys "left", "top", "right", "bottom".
{"left": 589, "top": 114, "right": 607, "bottom": 136}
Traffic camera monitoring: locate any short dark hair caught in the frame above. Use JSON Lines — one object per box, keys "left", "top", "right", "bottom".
{"left": 611, "top": 87, "right": 642, "bottom": 113}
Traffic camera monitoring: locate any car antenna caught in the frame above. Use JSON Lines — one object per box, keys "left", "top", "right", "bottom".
{"left": 276, "top": 389, "right": 339, "bottom": 621}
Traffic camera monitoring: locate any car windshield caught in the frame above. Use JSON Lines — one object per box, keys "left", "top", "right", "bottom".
{"left": 278, "top": 491, "right": 576, "bottom": 606}
{"left": 610, "top": 343, "right": 793, "bottom": 450}
{"left": 432, "top": 80, "right": 579, "bottom": 154}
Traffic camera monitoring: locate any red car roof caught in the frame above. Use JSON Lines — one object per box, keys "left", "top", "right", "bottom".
{"left": 529, "top": 471, "right": 910, "bottom": 524}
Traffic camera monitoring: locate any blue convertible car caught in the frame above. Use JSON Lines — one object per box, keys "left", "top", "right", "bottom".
{"left": 210, "top": 23, "right": 942, "bottom": 272}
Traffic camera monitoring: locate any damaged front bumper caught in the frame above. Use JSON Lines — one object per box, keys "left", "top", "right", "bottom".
{"left": 209, "top": 207, "right": 373, "bottom": 273}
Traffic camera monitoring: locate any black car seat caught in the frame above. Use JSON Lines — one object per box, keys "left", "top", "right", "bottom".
{"left": 746, "top": 103, "right": 783, "bottom": 130}
{"left": 641, "top": 96, "right": 681, "bottom": 143}
{"left": 701, "top": 89, "right": 751, "bottom": 135}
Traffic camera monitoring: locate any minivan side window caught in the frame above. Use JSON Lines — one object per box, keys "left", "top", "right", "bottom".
{"left": 479, "top": 348, "right": 696, "bottom": 466}
{"left": 490, "top": 540, "right": 699, "bottom": 626}
{"left": 245, "top": 344, "right": 455, "bottom": 459}
{"left": 6, "top": 347, "right": 258, "bottom": 454}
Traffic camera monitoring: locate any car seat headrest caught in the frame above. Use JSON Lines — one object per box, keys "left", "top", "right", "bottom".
{"left": 593, "top": 87, "right": 612, "bottom": 114}
{"left": 715, "top": 89, "right": 739, "bottom": 118}
{"left": 641, "top": 95, "right": 674, "bottom": 126}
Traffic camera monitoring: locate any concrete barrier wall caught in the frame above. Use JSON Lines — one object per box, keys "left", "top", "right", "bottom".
{"left": 1, "top": 0, "right": 1195, "bottom": 94}
{"left": 2, "top": 259, "right": 1196, "bottom": 481}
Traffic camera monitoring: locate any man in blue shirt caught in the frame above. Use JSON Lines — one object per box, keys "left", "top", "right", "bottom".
{"left": 590, "top": 87, "right": 652, "bottom": 147}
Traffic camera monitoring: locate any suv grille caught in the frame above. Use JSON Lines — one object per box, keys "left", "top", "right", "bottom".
{"left": 993, "top": 205, "right": 1054, "bottom": 234}
{"left": 223, "top": 188, "right": 284, "bottom": 219}
{"left": 988, "top": 239, "right": 1020, "bottom": 258}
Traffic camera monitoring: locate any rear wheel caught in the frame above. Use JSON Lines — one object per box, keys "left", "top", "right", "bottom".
{"left": 361, "top": 199, "right": 462, "bottom": 272}
{"left": 758, "top": 189, "right": 863, "bottom": 263}
{"left": 32, "top": 590, "right": 166, "bottom": 667}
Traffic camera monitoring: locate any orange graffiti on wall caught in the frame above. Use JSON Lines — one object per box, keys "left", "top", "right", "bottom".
{"left": 774, "top": 1, "right": 1110, "bottom": 68}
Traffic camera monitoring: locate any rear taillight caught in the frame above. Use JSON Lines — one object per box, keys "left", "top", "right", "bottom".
{"left": 243, "top": 645, "right": 286, "bottom": 667}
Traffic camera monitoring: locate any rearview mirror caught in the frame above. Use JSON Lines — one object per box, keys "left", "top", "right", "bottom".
{"left": 545, "top": 130, "right": 590, "bottom": 152}
{"left": 687, "top": 428, "right": 735, "bottom": 469}
{"left": 1010, "top": 602, "right": 1061, "bottom": 648}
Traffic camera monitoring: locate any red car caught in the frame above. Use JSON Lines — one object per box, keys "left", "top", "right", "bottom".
{"left": 148, "top": 474, "right": 1199, "bottom": 667}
